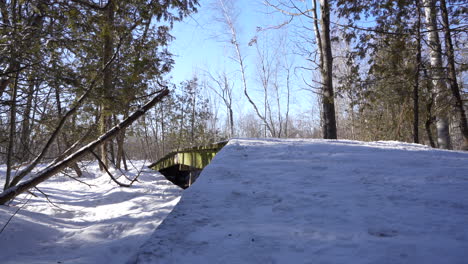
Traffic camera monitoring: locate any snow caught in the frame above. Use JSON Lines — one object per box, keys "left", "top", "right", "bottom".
{"left": 131, "top": 139, "right": 468, "bottom": 264}
{"left": 1, "top": 139, "right": 468, "bottom": 264}
{"left": 0, "top": 161, "right": 182, "bottom": 264}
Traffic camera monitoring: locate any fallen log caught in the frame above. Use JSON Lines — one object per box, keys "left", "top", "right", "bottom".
{"left": 0, "top": 88, "right": 169, "bottom": 205}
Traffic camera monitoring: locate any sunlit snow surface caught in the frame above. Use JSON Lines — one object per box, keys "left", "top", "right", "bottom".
{"left": 131, "top": 139, "right": 468, "bottom": 264}
{"left": 0, "top": 161, "right": 182, "bottom": 264}
{"left": 1, "top": 139, "right": 467, "bottom": 264}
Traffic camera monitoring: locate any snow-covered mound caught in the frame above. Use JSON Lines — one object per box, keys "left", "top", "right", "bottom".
{"left": 0, "top": 161, "right": 182, "bottom": 264}
{"left": 131, "top": 139, "right": 468, "bottom": 264}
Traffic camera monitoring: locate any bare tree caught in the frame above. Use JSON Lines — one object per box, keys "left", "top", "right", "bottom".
{"left": 251, "top": 26, "right": 293, "bottom": 138}
{"left": 215, "top": 0, "right": 274, "bottom": 136}
{"left": 315, "top": 0, "right": 337, "bottom": 139}
{"left": 265, "top": 0, "right": 337, "bottom": 139}
{"left": 206, "top": 70, "right": 235, "bottom": 137}
{"left": 253, "top": 37, "right": 277, "bottom": 137}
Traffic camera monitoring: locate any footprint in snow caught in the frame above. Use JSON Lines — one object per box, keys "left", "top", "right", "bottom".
{"left": 368, "top": 227, "right": 398, "bottom": 238}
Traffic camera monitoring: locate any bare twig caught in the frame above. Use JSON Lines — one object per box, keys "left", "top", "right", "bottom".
{"left": 90, "top": 150, "right": 131, "bottom": 187}
{"left": 130, "top": 158, "right": 149, "bottom": 185}
{"left": 61, "top": 171, "right": 94, "bottom": 188}
{"left": 0, "top": 194, "right": 33, "bottom": 236}
{"left": 124, "top": 153, "right": 147, "bottom": 184}
{"left": 34, "top": 187, "right": 72, "bottom": 212}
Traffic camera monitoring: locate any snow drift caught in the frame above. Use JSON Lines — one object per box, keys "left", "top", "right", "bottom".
{"left": 131, "top": 139, "right": 468, "bottom": 264}
{"left": 0, "top": 161, "right": 182, "bottom": 264}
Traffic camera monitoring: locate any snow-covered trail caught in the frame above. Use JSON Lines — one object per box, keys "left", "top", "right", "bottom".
{"left": 132, "top": 139, "right": 468, "bottom": 264}
{"left": 0, "top": 161, "right": 182, "bottom": 264}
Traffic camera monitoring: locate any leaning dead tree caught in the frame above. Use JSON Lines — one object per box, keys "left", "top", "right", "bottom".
{"left": 0, "top": 88, "right": 169, "bottom": 205}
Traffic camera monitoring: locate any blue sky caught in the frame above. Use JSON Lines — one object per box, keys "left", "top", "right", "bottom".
{"left": 167, "top": 0, "right": 320, "bottom": 125}
{"left": 169, "top": 0, "right": 268, "bottom": 83}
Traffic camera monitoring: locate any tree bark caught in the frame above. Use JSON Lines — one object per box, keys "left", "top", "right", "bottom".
{"left": 115, "top": 122, "right": 126, "bottom": 169}
{"left": 19, "top": 81, "right": 35, "bottom": 163}
{"left": 4, "top": 72, "right": 19, "bottom": 190}
{"left": 439, "top": 0, "right": 468, "bottom": 150}
{"left": 100, "top": 0, "right": 115, "bottom": 169}
{"left": 285, "top": 65, "right": 291, "bottom": 138}
{"left": 413, "top": 0, "right": 421, "bottom": 144}
{"left": 422, "top": 0, "right": 451, "bottom": 149}
{"left": 0, "top": 88, "right": 169, "bottom": 205}
{"left": 191, "top": 87, "right": 196, "bottom": 144}
{"left": 318, "top": 0, "right": 337, "bottom": 139}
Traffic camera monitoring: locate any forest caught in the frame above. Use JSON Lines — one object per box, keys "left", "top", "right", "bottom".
{"left": 0, "top": 0, "right": 466, "bottom": 201}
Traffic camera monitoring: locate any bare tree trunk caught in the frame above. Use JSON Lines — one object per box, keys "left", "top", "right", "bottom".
{"left": 439, "top": 0, "right": 468, "bottom": 150}
{"left": 4, "top": 72, "right": 19, "bottom": 190}
{"left": 109, "top": 137, "right": 116, "bottom": 165}
{"left": 191, "top": 88, "right": 196, "bottom": 144}
{"left": 274, "top": 80, "right": 283, "bottom": 137}
{"left": 425, "top": 116, "right": 436, "bottom": 148}
{"left": 311, "top": 0, "right": 337, "bottom": 139}
{"left": 19, "top": 80, "right": 35, "bottom": 163}
{"left": 122, "top": 148, "right": 128, "bottom": 171}
{"left": 318, "top": 0, "right": 337, "bottom": 139}
{"left": 151, "top": 109, "right": 160, "bottom": 158}
{"left": 3, "top": 0, "right": 19, "bottom": 190}
{"left": 100, "top": 1, "right": 115, "bottom": 168}
{"left": 413, "top": 0, "right": 422, "bottom": 144}
{"left": 421, "top": 66, "right": 437, "bottom": 147}
{"left": 423, "top": 0, "right": 451, "bottom": 149}
{"left": 116, "top": 123, "right": 126, "bottom": 169}
{"left": 285, "top": 65, "right": 291, "bottom": 138}
{"left": 178, "top": 104, "right": 185, "bottom": 149}
{"left": 228, "top": 107, "right": 234, "bottom": 137}
{"left": 0, "top": 88, "right": 169, "bottom": 205}
{"left": 161, "top": 101, "right": 166, "bottom": 154}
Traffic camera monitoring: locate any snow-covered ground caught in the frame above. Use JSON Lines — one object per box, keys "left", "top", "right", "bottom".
{"left": 1, "top": 139, "right": 467, "bottom": 264}
{"left": 131, "top": 139, "right": 468, "bottom": 264}
{"left": 0, "top": 161, "right": 183, "bottom": 264}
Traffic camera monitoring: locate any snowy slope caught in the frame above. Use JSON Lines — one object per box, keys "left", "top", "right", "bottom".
{"left": 131, "top": 139, "right": 468, "bottom": 264}
{"left": 0, "top": 161, "right": 182, "bottom": 264}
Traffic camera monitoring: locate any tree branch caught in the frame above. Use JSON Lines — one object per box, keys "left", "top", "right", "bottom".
{"left": 0, "top": 88, "right": 169, "bottom": 205}
{"left": 90, "top": 150, "right": 131, "bottom": 187}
